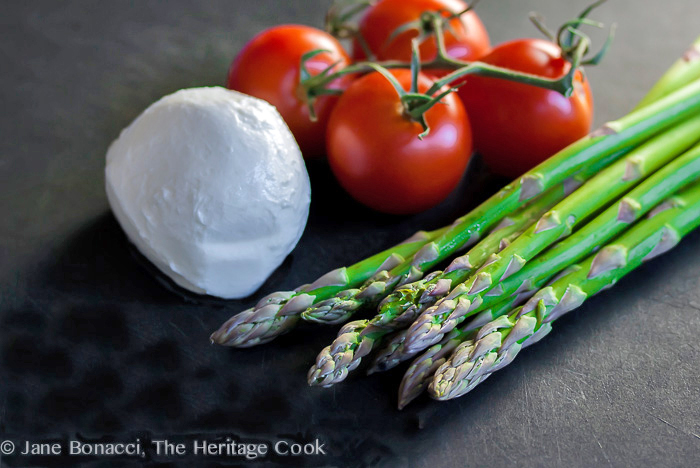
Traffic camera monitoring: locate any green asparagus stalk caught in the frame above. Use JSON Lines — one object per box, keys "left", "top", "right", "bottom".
{"left": 398, "top": 118, "right": 700, "bottom": 361}
{"left": 396, "top": 297, "right": 519, "bottom": 409}
{"left": 306, "top": 153, "right": 622, "bottom": 387}
{"left": 210, "top": 226, "right": 448, "bottom": 347}
{"left": 634, "top": 36, "right": 700, "bottom": 110}
{"left": 429, "top": 179, "right": 700, "bottom": 401}
{"left": 300, "top": 79, "right": 700, "bottom": 325}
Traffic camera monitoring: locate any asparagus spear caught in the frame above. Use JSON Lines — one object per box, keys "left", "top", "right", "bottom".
{"left": 429, "top": 179, "right": 700, "bottom": 401}
{"left": 300, "top": 79, "right": 700, "bottom": 325}
{"left": 210, "top": 226, "right": 448, "bottom": 347}
{"left": 306, "top": 154, "right": 620, "bottom": 386}
{"left": 634, "top": 36, "right": 700, "bottom": 110}
{"left": 396, "top": 297, "right": 519, "bottom": 409}
{"left": 398, "top": 118, "right": 700, "bottom": 361}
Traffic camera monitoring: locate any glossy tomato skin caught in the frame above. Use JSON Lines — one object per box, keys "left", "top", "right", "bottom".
{"left": 227, "top": 25, "right": 351, "bottom": 158}
{"left": 457, "top": 38, "right": 594, "bottom": 178}
{"left": 326, "top": 69, "right": 472, "bottom": 214}
{"left": 353, "top": 0, "right": 490, "bottom": 67}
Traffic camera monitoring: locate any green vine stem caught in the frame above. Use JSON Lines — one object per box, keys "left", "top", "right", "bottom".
{"left": 302, "top": 0, "right": 613, "bottom": 107}
{"left": 361, "top": 40, "right": 462, "bottom": 138}
{"left": 324, "top": 0, "right": 376, "bottom": 59}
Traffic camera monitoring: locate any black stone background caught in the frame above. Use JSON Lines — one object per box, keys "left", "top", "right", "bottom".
{"left": 2, "top": 0, "right": 700, "bottom": 467}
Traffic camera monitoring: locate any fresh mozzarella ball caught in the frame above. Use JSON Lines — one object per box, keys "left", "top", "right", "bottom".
{"left": 105, "top": 87, "right": 310, "bottom": 298}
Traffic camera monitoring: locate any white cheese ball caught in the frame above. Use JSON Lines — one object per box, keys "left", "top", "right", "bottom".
{"left": 105, "top": 87, "right": 310, "bottom": 298}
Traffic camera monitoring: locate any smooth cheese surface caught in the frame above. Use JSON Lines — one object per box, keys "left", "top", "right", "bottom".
{"left": 105, "top": 87, "right": 310, "bottom": 298}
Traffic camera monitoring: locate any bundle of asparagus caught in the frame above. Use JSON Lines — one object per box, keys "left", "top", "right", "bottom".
{"left": 212, "top": 37, "right": 700, "bottom": 408}
{"left": 402, "top": 146, "right": 700, "bottom": 407}
{"left": 428, "top": 178, "right": 700, "bottom": 401}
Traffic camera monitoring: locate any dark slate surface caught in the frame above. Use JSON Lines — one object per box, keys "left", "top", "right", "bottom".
{"left": 2, "top": 0, "right": 700, "bottom": 467}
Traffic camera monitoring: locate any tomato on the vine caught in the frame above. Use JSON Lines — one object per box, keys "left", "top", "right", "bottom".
{"left": 326, "top": 69, "right": 472, "bottom": 215}
{"left": 457, "top": 38, "right": 594, "bottom": 178}
{"left": 227, "top": 25, "right": 352, "bottom": 158}
{"left": 353, "top": 0, "right": 490, "bottom": 67}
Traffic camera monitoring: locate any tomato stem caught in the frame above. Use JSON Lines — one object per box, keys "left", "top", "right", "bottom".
{"left": 529, "top": 0, "right": 614, "bottom": 66}
{"left": 325, "top": 0, "right": 377, "bottom": 59}
{"left": 446, "top": 0, "right": 480, "bottom": 21}
{"left": 302, "top": 51, "right": 579, "bottom": 103}
{"left": 302, "top": 0, "right": 613, "bottom": 120}
{"left": 561, "top": 0, "right": 608, "bottom": 50}
{"left": 363, "top": 39, "right": 463, "bottom": 139}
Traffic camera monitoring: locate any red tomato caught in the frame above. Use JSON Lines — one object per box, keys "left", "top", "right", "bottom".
{"left": 227, "top": 25, "right": 352, "bottom": 158}
{"left": 326, "top": 69, "right": 472, "bottom": 214}
{"left": 457, "top": 38, "right": 594, "bottom": 178}
{"left": 353, "top": 0, "right": 490, "bottom": 67}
